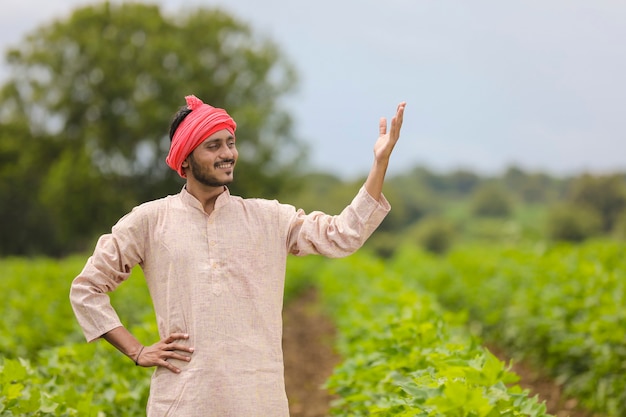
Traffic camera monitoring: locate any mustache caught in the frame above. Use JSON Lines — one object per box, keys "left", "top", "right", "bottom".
{"left": 215, "top": 159, "right": 236, "bottom": 166}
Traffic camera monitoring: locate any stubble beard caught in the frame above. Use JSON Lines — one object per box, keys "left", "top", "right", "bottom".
{"left": 188, "top": 154, "right": 235, "bottom": 187}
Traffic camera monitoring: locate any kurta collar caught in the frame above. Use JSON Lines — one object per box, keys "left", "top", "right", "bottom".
{"left": 179, "top": 185, "right": 231, "bottom": 213}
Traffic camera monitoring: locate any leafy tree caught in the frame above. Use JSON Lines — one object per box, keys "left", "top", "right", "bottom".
{"left": 502, "top": 165, "right": 564, "bottom": 204}
{"left": 410, "top": 216, "right": 455, "bottom": 255}
{"left": 0, "top": 117, "right": 61, "bottom": 254}
{"left": 0, "top": 1, "right": 305, "bottom": 255}
{"left": 517, "top": 173, "right": 550, "bottom": 203}
{"left": 546, "top": 202, "right": 602, "bottom": 242}
{"left": 446, "top": 169, "right": 481, "bottom": 196}
{"left": 567, "top": 173, "right": 626, "bottom": 232}
{"left": 284, "top": 172, "right": 359, "bottom": 216}
{"left": 470, "top": 183, "right": 513, "bottom": 218}
{"left": 613, "top": 210, "right": 626, "bottom": 240}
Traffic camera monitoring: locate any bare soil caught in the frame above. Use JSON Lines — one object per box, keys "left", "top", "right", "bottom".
{"left": 283, "top": 288, "right": 340, "bottom": 417}
{"left": 489, "top": 345, "right": 602, "bottom": 417}
{"left": 282, "top": 288, "right": 602, "bottom": 417}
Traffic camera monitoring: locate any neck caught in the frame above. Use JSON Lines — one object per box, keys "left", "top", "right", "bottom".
{"left": 185, "top": 180, "right": 226, "bottom": 215}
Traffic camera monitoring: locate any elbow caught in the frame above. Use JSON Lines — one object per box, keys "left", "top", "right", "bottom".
{"left": 324, "top": 237, "right": 364, "bottom": 259}
{"left": 69, "top": 275, "right": 104, "bottom": 310}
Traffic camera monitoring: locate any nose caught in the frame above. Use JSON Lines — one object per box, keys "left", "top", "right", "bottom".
{"left": 219, "top": 144, "right": 235, "bottom": 160}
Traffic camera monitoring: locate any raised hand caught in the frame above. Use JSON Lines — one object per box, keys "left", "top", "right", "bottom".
{"left": 364, "top": 102, "right": 407, "bottom": 201}
{"left": 374, "top": 102, "right": 406, "bottom": 162}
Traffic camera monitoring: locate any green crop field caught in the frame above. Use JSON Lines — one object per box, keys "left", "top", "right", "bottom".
{"left": 1, "top": 240, "right": 624, "bottom": 415}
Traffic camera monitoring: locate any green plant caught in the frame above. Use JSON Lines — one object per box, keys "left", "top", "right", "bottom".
{"left": 546, "top": 203, "right": 602, "bottom": 242}
{"left": 292, "top": 254, "right": 552, "bottom": 416}
{"left": 397, "top": 240, "right": 626, "bottom": 416}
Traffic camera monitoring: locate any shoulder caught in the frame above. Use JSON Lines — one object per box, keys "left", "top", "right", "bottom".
{"left": 238, "top": 195, "right": 294, "bottom": 209}
{"left": 230, "top": 195, "right": 298, "bottom": 219}
{"left": 134, "top": 194, "right": 175, "bottom": 212}
{"left": 128, "top": 195, "right": 173, "bottom": 216}
{"left": 114, "top": 194, "right": 176, "bottom": 229}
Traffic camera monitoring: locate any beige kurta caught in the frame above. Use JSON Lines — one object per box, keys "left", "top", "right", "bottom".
{"left": 70, "top": 185, "right": 390, "bottom": 416}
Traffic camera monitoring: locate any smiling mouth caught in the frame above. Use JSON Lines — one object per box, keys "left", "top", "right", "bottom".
{"left": 215, "top": 160, "right": 235, "bottom": 169}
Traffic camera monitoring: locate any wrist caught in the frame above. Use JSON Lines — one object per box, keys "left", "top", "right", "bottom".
{"left": 134, "top": 345, "right": 145, "bottom": 366}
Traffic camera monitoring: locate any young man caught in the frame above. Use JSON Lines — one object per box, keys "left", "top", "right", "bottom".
{"left": 70, "top": 95, "right": 406, "bottom": 416}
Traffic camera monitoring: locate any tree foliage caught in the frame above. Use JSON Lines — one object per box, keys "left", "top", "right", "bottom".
{"left": 546, "top": 203, "right": 602, "bottom": 242}
{"left": 0, "top": 1, "right": 305, "bottom": 255}
{"left": 567, "top": 173, "right": 626, "bottom": 232}
{"left": 410, "top": 216, "right": 455, "bottom": 255}
{"left": 470, "top": 183, "right": 513, "bottom": 218}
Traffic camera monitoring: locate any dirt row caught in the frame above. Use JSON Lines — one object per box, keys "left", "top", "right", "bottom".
{"left": 282, "top": 288, "right": 599, "bottom": 417}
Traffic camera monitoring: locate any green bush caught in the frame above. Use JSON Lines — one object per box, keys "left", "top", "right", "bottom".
{"left": 568, "top": 174, "right": 626, "bottom": 232}
{"left": 301, "top": 254, "right": 552, "bottom": 416}
{"left": 0, "top": 339, "right": 152, "bottom": 416}
{"left": 0, "top": 257, "right": 86, "bottom": 358}
{"left": 398, "top": 241, "right": 626, "bottom": 416}
{"left": 470, "top": 184, "right": 513, "bottom": 218}
{"left": 612, "top": 210, "right": 626, "bottom": 240}
{"left": 411, "top": 216, "right": 455, "bottom": 255}
{"left": 546, "top": 203, "right": 602, "bottom": 242}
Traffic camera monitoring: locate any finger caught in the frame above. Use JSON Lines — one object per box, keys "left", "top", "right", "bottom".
{"left": 390, "top": 103, "right": 406, "bottom": 138}
{"left": 163, "top": 333, "right": 189, "bottom": 343}
{"left": 379, "top": 117, "right": 387, "bottom": 136}
{"left": 165, "top": 351, "right": 193, "bottom": 362}
{"left": 394, "top": 103, "right": 405, "bottom": 126}
{"left": 397, "top": 102, "right": 406, "bottom": 121}
{"left": 159, "top": 359, "right": 182, "bottom": 374}
{"left": 165, "top": 343, "right": 195, "bottom": 353}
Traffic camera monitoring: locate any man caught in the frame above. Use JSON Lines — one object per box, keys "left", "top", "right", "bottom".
{"left": 70, "top": 95, "right": 406, "bottom": 416}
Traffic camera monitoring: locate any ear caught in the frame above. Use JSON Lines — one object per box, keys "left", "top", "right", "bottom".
{"left": 181, "top": 159, "right": 189, "bottom": 169}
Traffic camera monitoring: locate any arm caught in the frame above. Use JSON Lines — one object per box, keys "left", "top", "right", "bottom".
{"left": 364, "top": 102, "right": 406, "bottom": 201}
{"left": 285, "top": 186, "right": 391, "bottom": 258}
{"left": 285, "top": 103, "right": 405, "bottom": 257}
{"left": 104, "top": 326, "right": 193, "bottom": 373}
{"left": 69, "top": 209, "right": 193, "bottom": 373}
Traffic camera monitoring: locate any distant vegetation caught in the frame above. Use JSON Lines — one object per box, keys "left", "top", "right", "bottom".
{"left": 1, "top": 1, "right": 624, "bottom": 257}
{"left": 284, "top": 166, "right": 626, "bottom": 257}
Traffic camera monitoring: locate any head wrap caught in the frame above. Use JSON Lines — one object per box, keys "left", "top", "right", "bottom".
{"left": 166, "top": 95, "right": 237, "bottom": 178}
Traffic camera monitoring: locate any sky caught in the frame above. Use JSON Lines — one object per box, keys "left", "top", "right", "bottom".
{"left": 1, "top": 0, "right": 625, "bottom": 178}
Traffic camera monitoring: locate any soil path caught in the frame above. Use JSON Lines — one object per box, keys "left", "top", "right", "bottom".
{"left": 282, "top": 288, "right": 601, "bottom": 417}
{"left": 489, "top": 346, "right": 601, "bottom": 417}
{"left": 283, "top": 288, "right": 340, "bottom": 417}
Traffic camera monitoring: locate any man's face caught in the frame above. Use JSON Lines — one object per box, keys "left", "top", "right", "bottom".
{"left": 183, "top": 129, "right": 238, "bottom": 187}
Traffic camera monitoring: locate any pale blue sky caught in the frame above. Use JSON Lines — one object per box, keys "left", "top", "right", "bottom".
{"left": 2, "top": 0, "right": 625, "bottom": 178}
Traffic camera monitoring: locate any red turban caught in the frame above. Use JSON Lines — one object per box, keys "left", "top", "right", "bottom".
{"left": 166, "top": 95, "right": 237, "bottom": 178}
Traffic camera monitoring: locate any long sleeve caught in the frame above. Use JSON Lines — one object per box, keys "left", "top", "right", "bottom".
{"left": 286, "top": 186, "right": 390, "bottom": 258}
{"left": 69, "top": 208, "right": 146, "bottom": 342}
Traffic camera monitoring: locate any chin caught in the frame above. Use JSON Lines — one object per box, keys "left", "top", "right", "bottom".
{"left": 221, "top": 174, "right": 234, "bottom": 184}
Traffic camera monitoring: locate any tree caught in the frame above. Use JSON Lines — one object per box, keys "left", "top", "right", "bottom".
{"left": 410, "top": 216, "right": 455, "bottom": 255}
{"left": 447, "top": 169, "right": 481, "bottom": 196}
{"left": 546, "top": 203, "right": 602, "bottom": 242}
{"left": 567, "top": 174, "right": 626, "bottom": 232}
{"left": 0, "top": 116, "right": 61, "bottom": 254}
{"left": 470, "top": 183, "right": 513, "bottom": 218}
{"left": 0, "top": 2, "right": 305, "bottom": 255}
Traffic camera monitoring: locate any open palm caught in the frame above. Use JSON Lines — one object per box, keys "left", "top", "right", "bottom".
{"left": 374, "top": 102, "right": 406, "bottom": 162}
